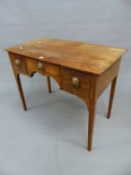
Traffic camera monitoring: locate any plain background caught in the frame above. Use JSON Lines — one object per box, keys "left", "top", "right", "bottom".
{"left": 0, "top": 0, "right": 131, "bottom": 175}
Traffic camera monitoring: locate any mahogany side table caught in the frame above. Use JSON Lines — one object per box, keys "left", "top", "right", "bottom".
{"left": 5, "top": 38, "right": 126, "bottom": 151}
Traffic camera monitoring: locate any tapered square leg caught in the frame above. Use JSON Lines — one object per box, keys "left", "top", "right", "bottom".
{"left": 14, "top": 73, "right": 27, "bottom": 111}
{"left": 47, "top": 76, "right": 52, "bottom": 93}
{"left": 86, "top": 75, "right": 97, "bottom": 151}
{"left": 107, "top": 77, "right": 117, "bottom": 119}
{"left": 87, "top": 100, "right": 96, "bottom": 151}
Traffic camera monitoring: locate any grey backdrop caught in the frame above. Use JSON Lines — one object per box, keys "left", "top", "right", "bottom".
{"left": 0, "top": 0, "right": 131, "bottom": 175}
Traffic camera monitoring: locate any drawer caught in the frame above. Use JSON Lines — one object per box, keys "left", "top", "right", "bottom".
{"left": 10, "top": 55, "right": 27, "bottom": 74}
{"left": 45, "top": 63, "right": 60, "bottom": 76}
{"left": 26, "top": 59, "right": 60, "bottom": 76}
{"left": 62, "top": 68, "right": 90, "bottom": 98}
{"left": 26, "top": 59, "right": 40, "bottom": 74}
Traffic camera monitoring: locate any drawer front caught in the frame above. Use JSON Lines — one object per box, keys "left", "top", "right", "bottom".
{"left": 26, "top": 59, "right": 41, "bottom": 74}
{"left": 62, "top": 68, "right": 90, "bottom": 99}
{"left": 11, "top": 55, "right": 27, "bottom": 74}
{"left": 45, "top": 63, "right": 60, "bottom": 76}
{"left": 26, "top": 58, "right": 60, "bottom": 76}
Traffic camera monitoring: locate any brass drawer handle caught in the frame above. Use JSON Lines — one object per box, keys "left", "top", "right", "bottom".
{"left": 72, "top": 77, "right": 79, "bottom": 89}
{"left": 38, "top": 62, "right": 44, "bottom": 72}
{"left": 15, "top": 59, "right": 21, "bottom": 67}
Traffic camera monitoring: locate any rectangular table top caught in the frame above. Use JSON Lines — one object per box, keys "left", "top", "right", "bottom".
{"left": 6, "top": 38, "right": 126, "bottom": 75}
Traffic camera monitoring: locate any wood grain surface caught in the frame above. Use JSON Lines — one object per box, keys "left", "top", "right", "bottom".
{"left": 6, "top": 38, "right": 126, "bottom": 75}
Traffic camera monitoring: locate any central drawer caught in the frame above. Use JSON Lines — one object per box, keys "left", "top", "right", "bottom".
{"left": 26, "top": 58, "right": 60, "bottom": 76}
{"left": 62, "top": 68, "right": 90, "bottom": 100}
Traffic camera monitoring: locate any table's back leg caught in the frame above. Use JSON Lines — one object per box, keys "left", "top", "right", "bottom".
{"left": 46, "top": 76, "right": 52, "bottom": 93}
{"left": 14, "top": 73, "right": 27, "bottom": 111}
{"left": 107, "top": 76, "right": 117, "bottom": 119}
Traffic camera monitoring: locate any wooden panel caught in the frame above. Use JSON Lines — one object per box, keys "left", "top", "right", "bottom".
{"left": 6, "top": 38, "right": 127, "bottom": 75}
{"left": 62, "top": 68, "right": 90, "bottom": 103}
{"left": 45, "top": 63, "right": 60, "bottom": 76}
{"left": 96, "top": 59, "right": 121, "bottom": 98}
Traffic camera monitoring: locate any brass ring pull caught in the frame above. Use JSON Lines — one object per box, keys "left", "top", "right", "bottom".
{"left": 15, "top": 59, "right": 21, "bottom": 67}
{"left": 72, "top": 77, "right": 79, "bottom": 89}
{"left": 38, "top": 62, "right": 44, "bottom": 72}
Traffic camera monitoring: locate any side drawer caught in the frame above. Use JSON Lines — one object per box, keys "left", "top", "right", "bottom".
{"left": 9, "top": 54, "right": 27, "bottom": 74}
{"left": 62, "top": 68, "right": 90, "bottom": 99}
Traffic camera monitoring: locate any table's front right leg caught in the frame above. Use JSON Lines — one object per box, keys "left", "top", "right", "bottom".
{"left": 87, "top": 99, "right": 96, "bottom": 151}
{"left": 61, "top": 68, "right": 98, "bottom": 151}
{"left": 87, "top": 75, "right": 97, "bottom": 151}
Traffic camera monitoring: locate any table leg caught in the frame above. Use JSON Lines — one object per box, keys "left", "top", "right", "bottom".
{"left": 107, "top": 76, "right": 117, "bottom": 119}
{"left": 87, "top": 100, "right": 96, "bottom": 151}
{"left": 14, "top": 73, "right": 27, "bottom": 111}
{"left": 47, "top": 76, "right": 52, "bottom": 93}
